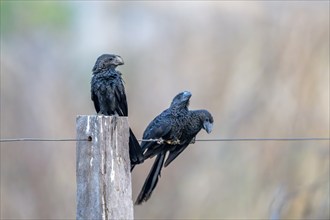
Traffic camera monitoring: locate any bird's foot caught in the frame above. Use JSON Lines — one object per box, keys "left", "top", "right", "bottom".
{"left": 190, "top": 137, "right": 196, "bottom": 144}
{"left": 157, "top": 138, "right": 165, "bottom": 145}
{"left": 156, "top": 138, "right": 180, "bottom": 145}
{"left": 165, "top": 139, "right": 181, "bottom": 145}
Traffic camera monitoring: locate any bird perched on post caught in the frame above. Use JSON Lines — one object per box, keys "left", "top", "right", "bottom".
{"left": 90, "top": 54, "right": 144, "bottom": 169}
{"left": 135, "top": 91, "right": 214, "bottom": 205}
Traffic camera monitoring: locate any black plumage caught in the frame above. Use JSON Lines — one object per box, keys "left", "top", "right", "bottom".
{"left": 135, "top": 91, "right": 214, "bottom": 205}
{"left": 91, "top": 54, "right": 144, "bottom": 168}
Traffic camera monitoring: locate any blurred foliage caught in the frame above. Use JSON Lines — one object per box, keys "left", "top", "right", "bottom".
{"left": 1, "top": 1, "right": 72, "bottom": 36}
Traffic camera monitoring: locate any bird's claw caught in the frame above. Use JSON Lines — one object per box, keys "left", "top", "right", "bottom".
{"left": 190, "top": 137, "right": 196, "bottom": 144}
{"left": 157, "top": 138, "right": 180, "bottom": 145}
{"left": 165, "top": 139, "right": 180, "bottom": 145}
{"left": 157, "top": 138, "right": 165, "bottom": 145}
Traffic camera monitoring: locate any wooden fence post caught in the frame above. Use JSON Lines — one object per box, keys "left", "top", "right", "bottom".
{"left": 76, "top": 115, "right": 134, "bottom": 220}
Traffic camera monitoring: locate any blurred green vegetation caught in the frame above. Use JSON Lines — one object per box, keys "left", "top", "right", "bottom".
{"left": 1, "top": 1, "right": 72, "bottom": 35}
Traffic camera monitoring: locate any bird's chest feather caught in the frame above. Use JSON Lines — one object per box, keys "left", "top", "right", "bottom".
{"left": 187, "top": 119, "right": 201, "bottom": 133}
{"left": 169, "top": 114, "right": 187, "bottom": 140}
{"left": 93, "top": 75, "right": 122, "bottom": 94}
{"left": 180, "top": 117, "right": 202, "bottom": 142}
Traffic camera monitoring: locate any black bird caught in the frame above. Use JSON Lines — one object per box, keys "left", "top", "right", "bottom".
{"left": 91, "top": 54, "right": 144, "bottom": 169}
{"left": 135, "top": 91, "right": 214, "bottom": 205}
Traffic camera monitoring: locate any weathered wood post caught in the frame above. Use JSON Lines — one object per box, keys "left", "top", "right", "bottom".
{"left": 76, "top": 115, "right": 134, "bottom": 220}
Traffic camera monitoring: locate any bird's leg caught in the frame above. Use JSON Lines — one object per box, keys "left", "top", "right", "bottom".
{"left": 157, "top": 138, "right": 181, "bottom": 145}
{"left": 190, "top": 137, "right": 196, "bottom": 144}
{"left": 157, "top": 138, "right": 165, "bottom": 145}
{"left": 172, "top": 139, "right": 181, "bottom": 145}
{"left": 165, "top": 139, "right": 181, "bottom": 145}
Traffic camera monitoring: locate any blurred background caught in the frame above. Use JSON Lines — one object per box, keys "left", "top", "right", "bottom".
{"left": 1, "top": 1, "right": 329, "bottom": 219}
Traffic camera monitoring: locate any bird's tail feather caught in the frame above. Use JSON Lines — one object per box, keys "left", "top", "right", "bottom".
{"left": 129, "top": 128, "right": 144, "bottom": 171}
{"left": 164, "top": 143, "right": 189, "bottom": 167}
{"left": 144, "top": 144, "right": 165, "bottom": 159}
{"left": 135, "top": 151, "right": 166, "bottom": 205}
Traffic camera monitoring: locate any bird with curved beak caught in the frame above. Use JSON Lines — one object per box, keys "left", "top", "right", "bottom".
{"left": 90, "top": 53, "right": 144, "bottom": 169}
{"left": 135, "top": 91, "right": 214, "bottom": 205}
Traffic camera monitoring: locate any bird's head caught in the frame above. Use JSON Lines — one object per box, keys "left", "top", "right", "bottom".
{"left": 170, "top": 91, "right": 192, "bottom": 109}
{"left": 199, "top": 110, "right": 214, "bottom": 134}
{"left": 92, "top": 54, "right": 124, "bottom": 74}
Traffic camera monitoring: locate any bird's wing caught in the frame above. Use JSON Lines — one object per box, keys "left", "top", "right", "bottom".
{"left": 114, "top": 78, "right": 128, "bottom": 116}
{"left": 143, "top": 143, "right": 166, "bottom": 159}
{"left": 91, "top": 90, "right": 100, "bottom": 113}
{"left": 144, "top": 112, "right": 173, "bottom": 138}
{"left": 129, "top": 128, "right": 144, "bottom": 171}
{"left": 163, "top": 141, "right": 191, "bottom": 167}
{"left": 141, "top": 113, "right": 172, "bottom": 152}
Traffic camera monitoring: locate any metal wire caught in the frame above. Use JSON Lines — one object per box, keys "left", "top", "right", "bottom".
{"left": 1, "top": 137, "right": 329, "bottom": 143}
{"left": 0, "top": 138, "right": 89, "bottom": 142}
{"left": 138, "top": 137, "right": 330, "bottom": 142}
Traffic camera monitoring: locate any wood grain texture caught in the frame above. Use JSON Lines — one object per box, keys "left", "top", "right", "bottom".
{"left": 76, "top": 115, "right": 133, "bottom": 220}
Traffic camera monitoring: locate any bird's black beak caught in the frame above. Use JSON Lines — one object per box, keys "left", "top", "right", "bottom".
{"left": 182, "top": 91, "right": 192, "bottom": 101}
{"left": 114, "top": 55, "right": 124, "bottom": 65}
{"left": 203, "top": 121, "right": 213, "bottom": 134}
